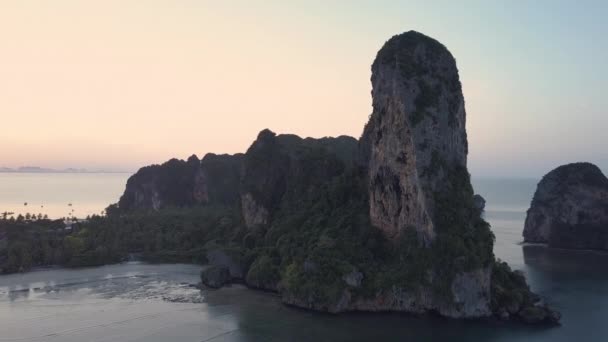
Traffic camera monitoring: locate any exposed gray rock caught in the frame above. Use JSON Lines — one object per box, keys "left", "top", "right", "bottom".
{"left": 200, "top": 265, "right": 231, "bottom": 288}
{"left": 283, "top": 267, "right": 491, "bottom": 318}
{"left": 118, "top": 153, "right": 243, "bottom": 211}
{"left": 342, "top": 270, "right": 363, "bottom": 287}
{"left": 347, "top": 31, "right": 492, "bottom": 318}
{"left": 360, "top": 31, "right": 468, "bottom": 245}
{"left": 205, "top": 245, "right": 244, "bottom": 279}
{"left": 241, "top": 192, "right": 269, "bottom": 228}
{"left": 519, "top": 304, "right": 560, "bottom": 324}
{"left": 112, "top": 30, "right": 557, "bottom": 324}
{"left": 450, "top": 268, "right": 492, "bottom": 316}
{"left": 523, "top": 162, "right": 608, "bottom": 250}
{"left": 473, "top": 194, "right": 486, "bottom": 212}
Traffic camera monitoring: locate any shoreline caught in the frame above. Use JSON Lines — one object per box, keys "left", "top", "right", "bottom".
{"left": 0, "top": 260, "right": 561, "bottom": 327}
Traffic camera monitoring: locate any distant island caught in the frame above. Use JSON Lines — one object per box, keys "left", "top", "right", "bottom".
{"left": 0, "top": 166, "right": 129, "bottom": 173}
{"left": 524, "top": 162, "right": 608, "bottom": 250}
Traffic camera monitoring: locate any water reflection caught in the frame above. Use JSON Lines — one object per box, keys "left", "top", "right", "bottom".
{"left": 523, "top": 244, "right": 608, "bottom": 277}
{"left": 201, "top": 280, "right": 560, "bottom": 341}
{"left": 520, "top": 244, "right": 608, "bottom": 342}
{"left": 0, "top": 263, "right": 556, "bottom": 342}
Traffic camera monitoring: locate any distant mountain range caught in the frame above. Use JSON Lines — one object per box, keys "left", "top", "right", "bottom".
{"left": 0, "top": 166, "right": 128, "bottom": 173}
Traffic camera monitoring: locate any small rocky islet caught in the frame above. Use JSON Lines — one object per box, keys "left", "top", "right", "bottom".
{"left": 524, "top": 162, "right": 608, "bottom": 250}
{"left": 117, "top": 31, "right": 560, "bottom": 324}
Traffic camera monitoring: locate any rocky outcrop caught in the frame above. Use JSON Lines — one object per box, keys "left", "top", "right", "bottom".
{"left": 113, "top": 30, "right": 558, "bottom": 324}
{"left": 491, "top": 260, "right": 560, "bottom": 324}
{"left": 200, "top": 265, "right": 231, "bottom": 288}
{"left": 352, "top": 268, "right": 490, "bottom": 317}
{"left": 118, "top": 153, "right": 243, "bottom": 211}
{"left": 523, "top": 162, "right": 608, "bottom": 250}
{"left": 204, "top": 243, "right": 245, "bottom": 278}
{"left": 197, "top": 153, "right": 244, "bottom": 206}
{"left": 342, "top": 270, "right": 363, "bottom": 287}
{"left": 360, "top": 31, "right": 468, "bottom": 245}
{"left": 240, "top": 129, "right": 357, "bottom": 229}
{"left": 241, "top": 192, "right": 269, "bottom": 228}
{"left": 334, "top": 30, "right": 494, "bottom": 318}
{"left": 473, "top": 194, "right": 486, "bottom": 212}
{"left": 118, "top": 156, "right": 198, "bottom": 211}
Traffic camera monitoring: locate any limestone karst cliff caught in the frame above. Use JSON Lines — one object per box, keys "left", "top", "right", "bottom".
{"left": 360, "top": 31, "right": 468, "bottom": 245}
{"left": 524, "top": 162, "right": 608, "bottom": 250}
{"left": 118, "top": 153, "right": 243, "bottom": 211}
{"left": 240, "top": 130, "right": 358, "bottom": 229}
{"left": 114, "top": 31, "right": 559, "bottom": 324}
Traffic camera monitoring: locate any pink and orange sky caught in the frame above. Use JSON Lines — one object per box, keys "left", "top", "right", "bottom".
{"left": 1, "top": 1, "right": 607, "bottom": 177}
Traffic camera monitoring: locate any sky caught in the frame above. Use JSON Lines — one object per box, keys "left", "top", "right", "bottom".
{"left": 0, "top": 0, "right": 606, "bottom": 177}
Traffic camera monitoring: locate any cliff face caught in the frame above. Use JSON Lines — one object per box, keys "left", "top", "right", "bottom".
{"left": 360, "top": 31, "right": 467, "bottom": 245}
{"left": 301, "top": 30, "right": 493, "bottom": 318}
{"left": 238, "top": 31, "right": 494, "bottom": 319}
{"left": 282, "top": 267, "right": 491, "bottom": 318}
{"left": 240, "top": 129, "right": 357, "bottom": 229}
{"left": 118, "top": 153, "right": 243, "bottom": 211}
{"left": 524, "top": 162, "right": 608, "bottom": 250}
{"left": 115, "top": 31, "right": 558, "bottom": 323}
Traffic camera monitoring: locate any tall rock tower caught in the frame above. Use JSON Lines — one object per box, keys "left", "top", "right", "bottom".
{"left": 361, "top": 31, "right": 468, "bottom": 245}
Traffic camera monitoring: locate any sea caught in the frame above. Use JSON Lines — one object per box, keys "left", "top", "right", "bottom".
{"left": 1, "top": 173, "right": 607, "bottom": 341}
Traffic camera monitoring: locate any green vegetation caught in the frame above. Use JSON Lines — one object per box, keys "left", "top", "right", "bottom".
{"left": 245, "top": 254, "right": 280, "bottom": 290}
{"left": 239, "top": 140, "right": 494, "bottom": 306}
{"left": 376, "top": 31, "right": 448, "bottom": 79}
{"left": 491, "top": 260, "right": 536, "bottom": 313}
{"left": 0, "top": 147, "right": 495, "bottom": 310}
{"left": 264, "top": 167, "right": 385, "bottom": 304}
{"left": 0, "top": 217, "right": 71, "bottom": 273}
{"left": 0, "top": 205, "right": 246, "bottom": 273}
{"left": 375, "top": 31, "right": 463, "bottom": 129}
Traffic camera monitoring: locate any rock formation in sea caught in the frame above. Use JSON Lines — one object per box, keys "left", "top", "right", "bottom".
{"left": 116, "top": 31, "right": 559, "bottom": 324}
{"left": 360, "top": 31, "right": 468, "bottom": 245}
{"left": 524, "top": 162, "right": 608, "bottom": 250}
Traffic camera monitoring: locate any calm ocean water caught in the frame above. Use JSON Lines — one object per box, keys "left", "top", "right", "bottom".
{"left": 0, "top": 172, "right": 130, "bottom": 218}
{"left": 0, "top": 174, "right": 607, "bottom": 341}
